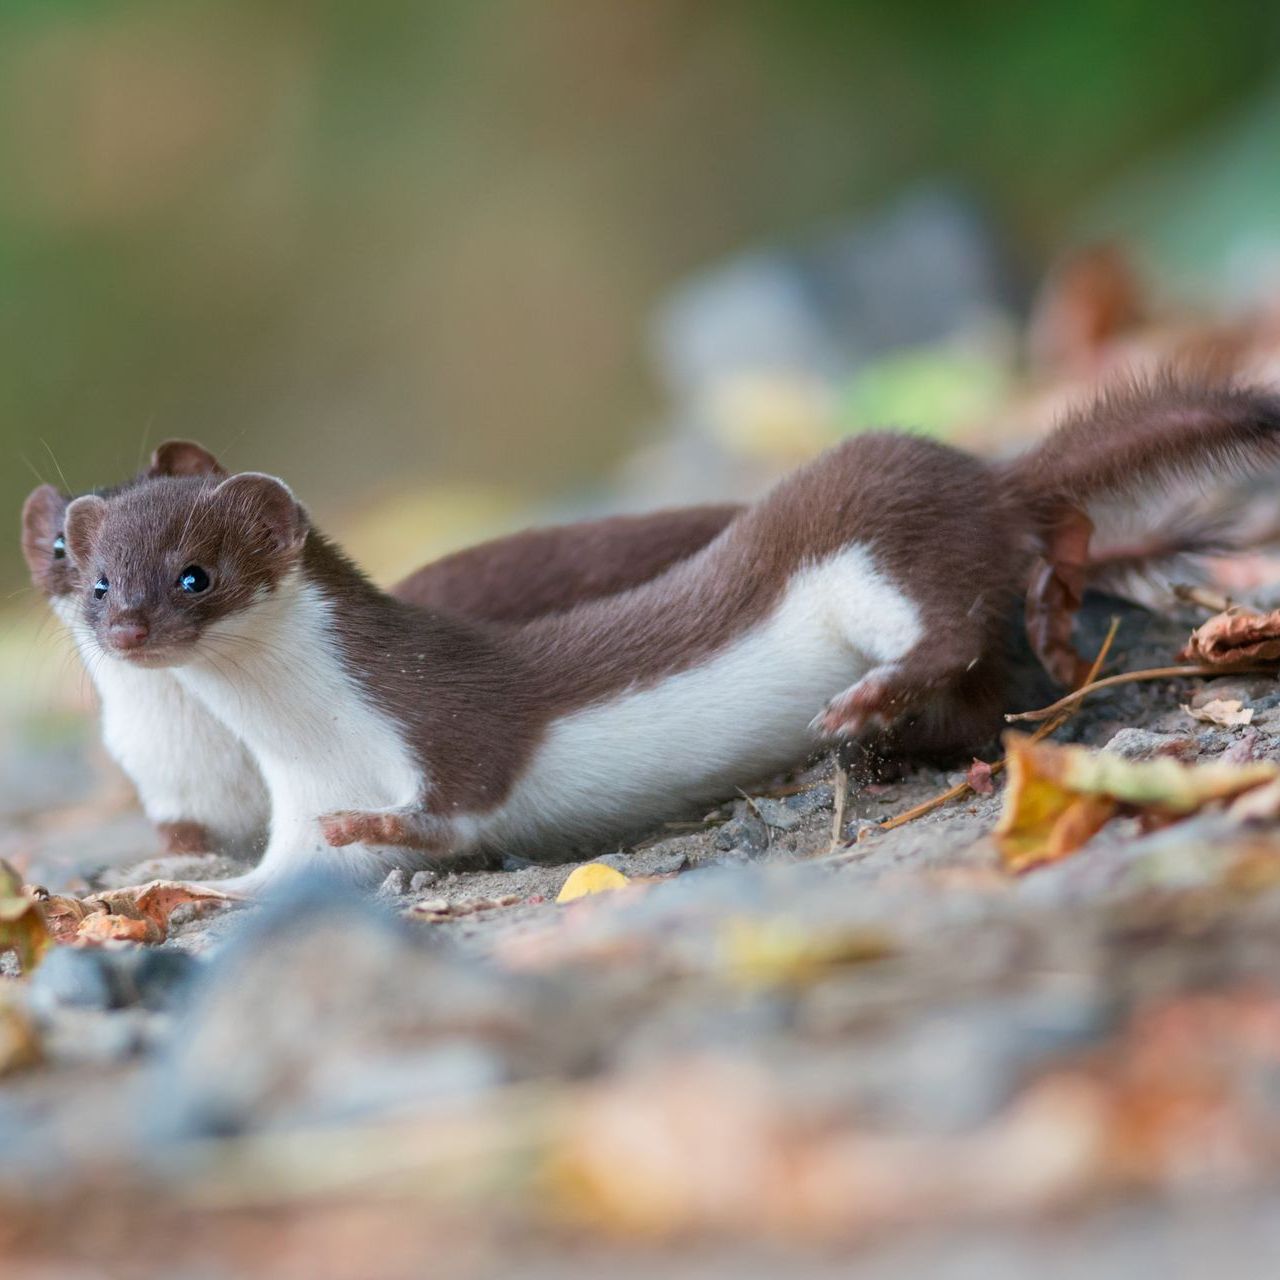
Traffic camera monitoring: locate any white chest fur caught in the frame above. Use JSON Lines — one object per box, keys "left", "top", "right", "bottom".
{"left": 53, "top": 598, "right": 269, "bottom": 853}
{"left": 172, "top": 575, "right": 425, "bottom": 885}
{"left": 472, "top": 543, "right": 922, "bottom": 855}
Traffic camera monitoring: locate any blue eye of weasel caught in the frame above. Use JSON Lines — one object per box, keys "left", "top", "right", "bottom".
{"left": 179, "top": 565, "right": 211, "bottom": 594}
{"left": 52, "top": 534, "right": 66, "bottom": 560}
{"left": 93, "top": 577, "right": 108, "bottom": 599}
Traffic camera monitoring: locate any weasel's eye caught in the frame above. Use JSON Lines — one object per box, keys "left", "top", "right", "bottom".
{"left": 93, "top": 577, "right": 108, "bottom": 600}
{"left": 179, "top": 565, "right": 211, "bottom": 594}
{"left": 52, "top": 534, "right": 66, "bottom": 560}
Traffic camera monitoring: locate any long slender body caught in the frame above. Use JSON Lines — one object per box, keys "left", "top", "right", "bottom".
{"left": 59, "top": 376, "right": 1280, "bottom": 888}
{"left": 23, "top": 447, "right": 738, "bottom": 855}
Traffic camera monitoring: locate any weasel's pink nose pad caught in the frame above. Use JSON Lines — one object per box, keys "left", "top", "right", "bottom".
{"left": 108, "top": 619, "right": 150, "bottom": 651}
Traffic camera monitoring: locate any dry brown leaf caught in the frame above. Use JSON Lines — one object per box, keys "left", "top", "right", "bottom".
{"left": 76, "top": 911, "right": 163, "bottom": 946}
{"left": 1181, "top": 606, "right": 1280, "bottom": 667}
{"left": 1182, "top": 697, "right": 1254, "bottom": 727}
{"left": 37, "top": 893, "right": 92, "bottom": 942}
{"left": 995, "top": 734, "right": 1280, "bottom": 873}
{"left": 1024, "top": 506, "right": 1095, "bottom": 687}
{"left": 73, "top": 880, "right": 237, "bottom": 947}
{"left": 0, "top": 860, "right": 52, "bottom": 972}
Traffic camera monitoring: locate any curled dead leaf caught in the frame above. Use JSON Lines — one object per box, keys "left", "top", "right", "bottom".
{"left": 1024, "top": 507, "right": 1095, "bottom": 687}
{"left": 1181, "top": 606, "right": 1280, "bottom": 667}
{"left": 995, "top": 734, "right": 1280, "bottom": 873}
{"left": 72, "top": 879, "right": 236, "bottom": 946}
{"left": 76, "top": 911, "right": 163, "bottom": 946}
{"left": 1182, "top": 698, "right": 1254, "bottom": 728}
{"left": 38, "top": 893, "right": 92, "bottom": 942}
{"left": 0, "top": 860, "right": 52, "bottom": 973}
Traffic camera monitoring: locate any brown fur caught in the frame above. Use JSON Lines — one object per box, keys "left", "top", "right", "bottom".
{"left": 50, "top": 375, "right": 1280, "bottom": 853}
{"left": 26, "top": 450, "right": 736, "bottom": 622}
{"left": 24, "top": 447, "right": 735, "bottom": 850}
{"left": 1002, "top": 372, "right": 1280, "bottom": 522}
{"left": 393, "top": 505, "right": 740, "bottom": 622}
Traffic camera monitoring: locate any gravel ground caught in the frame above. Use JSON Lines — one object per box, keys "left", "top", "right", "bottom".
{"left": 6, "top": 597, "right": 1280, "bottom": 1278}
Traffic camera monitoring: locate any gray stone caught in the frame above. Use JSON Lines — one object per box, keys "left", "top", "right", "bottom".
{"left": 126, "top": 949, "right": 201, "bottom": 1012}
{"left": 785, "top": 784, "right": 834, "bottom": 815}
{"left": 39, "top": 1007, "right": 156, "bottom": 1066}
{"left": 1102, "top": 728, "right": 1197, "bottom": 761}
{"left": 409, "top": 869, "right": 439, "bottom": 892}
{"left": 30, "top": 947, "right": 126, "bottom": 1011}
{"left": 712, "top": 810, "right": 769, "bottom": 857}
{"left": 749, "top": 797, "right": 802, "bottom": 831}
{"left": 145, "top": 872, "right": 544, "bottom": 1139}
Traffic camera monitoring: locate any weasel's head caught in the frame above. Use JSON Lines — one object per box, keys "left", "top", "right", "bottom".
{"left": 21, "top": 484, "right": 74, "bottom": 603}
{"left": 64, "top": 444, "right": 308, "bottom": 668}
{"left": 20, "top": 440, "right": 227, "bottom": 611}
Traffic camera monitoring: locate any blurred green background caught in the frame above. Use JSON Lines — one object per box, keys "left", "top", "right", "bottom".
{"left": 4, "top": 0, "right": 1280, "bottom": 595}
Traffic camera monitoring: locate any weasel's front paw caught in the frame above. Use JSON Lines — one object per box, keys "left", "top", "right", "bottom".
{"left": 320, "top": 809, "right": 405, "bottom": 847}
{"left": 812, "top": 670, "right": 902, "bottom": 740}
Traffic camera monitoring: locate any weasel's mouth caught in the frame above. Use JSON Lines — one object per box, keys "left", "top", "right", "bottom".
{"left": 111, "top": 645, "right": 183, "bottom": 669}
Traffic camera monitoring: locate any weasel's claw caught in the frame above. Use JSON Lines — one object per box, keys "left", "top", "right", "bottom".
{"left": 813, "top": 675, "right": 898, "bottom": 740}
{"left": 319, "top": 808, "right": 406, "bottom": 847}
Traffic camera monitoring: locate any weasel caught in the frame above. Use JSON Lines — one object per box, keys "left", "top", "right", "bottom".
{"left": 23, "top": 445, "right": 738, "bottom": 856}
{"left": 59, "top": 376, "right": 1280, "bottom": 888}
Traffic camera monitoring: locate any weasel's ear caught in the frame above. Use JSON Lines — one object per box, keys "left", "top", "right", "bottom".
{"left": 213, "top": 472, "right": 308, "bottom": 558}
{"left": 64, "top": 494, "right": 108, "bottom": 567}
{"left": 20, "top": 484, "right": 68, "bottom": 576}
{"left": 149, "top": 439, "right": 227, "bottom": 479}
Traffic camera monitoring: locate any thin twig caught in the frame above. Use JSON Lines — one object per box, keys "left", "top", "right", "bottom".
{"left": 877, "top": 617, "right": 1121, "bottom": 835}
{"left": 1004, "top": 662, "right": 1273, "bottom": 724}
{"left": 1173, "top": 584, "right": 1235, "bottom": 615}
{"left": 830, "top": 762, "right": 849, "bottom": 847}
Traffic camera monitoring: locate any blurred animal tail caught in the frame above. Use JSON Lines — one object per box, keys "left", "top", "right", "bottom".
{"left": 1004, "top": 372, "right": 1280, "bottom": 524}
{"left": 998, "top": 372, "right": 1280, "bottom": 683}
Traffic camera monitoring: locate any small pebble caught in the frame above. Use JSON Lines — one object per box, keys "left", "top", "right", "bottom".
{"left": 785, "top": 784, "right": 834, "bottom": 815}
{"left": 30, "top": 948, "right": 127, "bottom": 1011}
{"left": 713, "top": 804, "right": 769, "bottom": 857}
{"left": 127, "top": 950, "right": 201, "bottom": 1012}
{"left": 409, "top": 870, "right": 439, "bottom": 892}
{"left": 749, "top": 797, "right": 802, "bottom": 831}
{"left": 377, "top": 869, "right": 410, "bottom": 898}
{"left": 411, "top": 898, "right": 450, "bottom": 916}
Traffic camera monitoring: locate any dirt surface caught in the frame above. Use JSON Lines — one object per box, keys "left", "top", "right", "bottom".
{"left": 6, "top": 598, "right": 1280, "bottom": 1278}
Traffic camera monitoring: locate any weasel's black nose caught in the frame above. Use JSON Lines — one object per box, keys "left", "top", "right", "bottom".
{"left": 108, "top": 619, "right": 150, "bottom": 651}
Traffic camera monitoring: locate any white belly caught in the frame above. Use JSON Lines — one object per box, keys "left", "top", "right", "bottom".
{"left": 472, "top": 544, "right": 921, "bottom": 855}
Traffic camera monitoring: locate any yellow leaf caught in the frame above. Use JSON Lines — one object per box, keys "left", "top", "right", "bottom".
{"left": 719, "top": 917, "right": 894, "bottom": 988}
{"left": 556, "top": 863, "right": 629, "bottom": 903}
{"left": 995, "top": 734, "right": 1280, "bottom": 873}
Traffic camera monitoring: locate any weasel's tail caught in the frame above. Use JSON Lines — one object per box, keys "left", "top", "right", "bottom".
{"left": 1004, "top": 374, "right": 1280, "bottom": 520}
{"left": 1001, "top": 373, "right": 1280, "bottom": 595}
